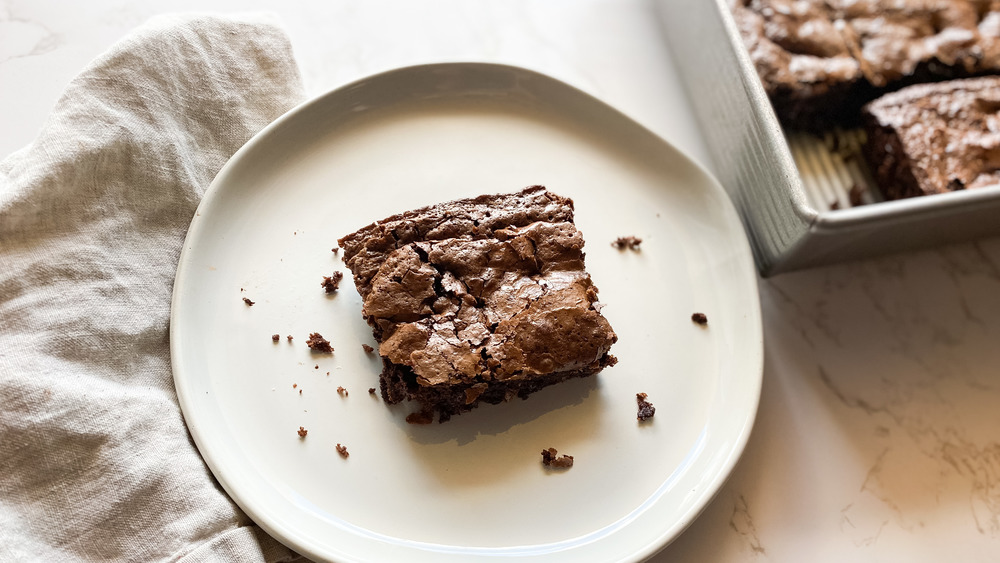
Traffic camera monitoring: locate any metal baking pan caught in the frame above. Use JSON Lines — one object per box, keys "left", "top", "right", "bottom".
{"left": 656, "top": 0, "right": 1000, "bottom": 276}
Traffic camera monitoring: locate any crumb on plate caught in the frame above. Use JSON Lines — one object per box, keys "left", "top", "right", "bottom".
{"left": 306, "top": 332, "right": 333, "bottom": 353}
{"left": 321, "top": 271, "right": 344, "bottom": 293}
{"left": 611, "top": 236, "right": 642, "bottom": 250}
{"left": 541, "top": 448, "right": 574, "bottom": 469}
{"left": 637, "top": 392, "right": 655, "bottom": 421}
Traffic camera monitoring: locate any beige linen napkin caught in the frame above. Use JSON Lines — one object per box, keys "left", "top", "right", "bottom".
{"left": 0, "top": 14, "right": 306, "bottom": 562}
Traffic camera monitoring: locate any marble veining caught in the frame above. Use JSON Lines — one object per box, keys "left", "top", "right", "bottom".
{"left": 729, "top": 494, "right": 767, "bottom": 556}
{"left": 0, "top": 2, "right": 61, "bottom": 64}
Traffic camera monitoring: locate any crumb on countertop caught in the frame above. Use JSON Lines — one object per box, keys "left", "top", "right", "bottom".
{"left": 306, "top": 332, "right": 333, "bottom": 353}
{"left": 331, "top": 247, "right": 339, "bottom": 254}
{"left": 337, "top": 386, "right": 348, "bottom": 397}
{"left": 336, "top": 443, "right": 349, "bottom": 458}
{"left": 611, "top": 236, "right": 642, "bottom": 251}
{"left": 297, "top": 426, "right": 308, "bottom": 438}
{"left": 242, "top": 297, "right": 255, "bottom": 306}
{"left": 541, "top": 448, "right": 574, "bottom": 469}
{"left": 368, "top": 387, "right": 377, "bottom": 395}
{"left": 272, "top": 334, "right": 280, "bottom": 342}
{"left": 287, "top": 335, "right": 293, "bottom": 342}
{"left": 691, "top": 312, "right": 708, "bottom": 325}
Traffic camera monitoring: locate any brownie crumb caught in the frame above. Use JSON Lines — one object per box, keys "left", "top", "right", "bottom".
{"left": 611, "top": 236, "right": 642, "bottom": 250}
{"left": 541, "top": 448, "right": 574, "bottom": 469}
{"left": 321, "top": 271, "right": 344, "bottom": 293}
{"left": 242, "top": 297, "right": 255, "bottom": 306}
{"left": 287, "top": 335, "right": 293, "bottom": 342}
{"left": 293, "top": 383, "right": 297, "bottom": 389}
{"left": 362, "top": 344, "right": 375, "bottom": 354}
{"left": 691, "top": 312, "right": 708, "bottom": 325}
{"left": 405, "top": 411, "right": 434, "bottom": 425}
{"left": 848, "top": 184, "right": 864, "bottom": 207}
{"left": 299, "top": 389, "right": 303, "bottom": 395}
{"left": 272, "top": 334, "right": 280, "bottom": 342}
{"left": 297, "top": 426, "right": 308, "bottom": 438}
{"left": 368, "top": 387, "right": 377, "bottom": 395}
{"left": 306, "top": 332, "right": 333, "bottom": 353}
{"left": 336, "top": 443, "right": 349, "bottom": 458}
{"left": 337, "top": 386, "right": 348, "bottom": 397}
{"left": 636, "top": 392, "right": 656, "bottom": 421}
{"left": 331, "top": 247, "right": 339, "bottom": 254}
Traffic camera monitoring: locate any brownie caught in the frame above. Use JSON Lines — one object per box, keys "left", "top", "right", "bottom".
{"left": 338, "top": 186, "right": 575, "bottom": 303}
{"left": 862, "top": 76, "right": 1000, "bottom": 200}
{"left": 731, "top": 0, "right": 1000, "bottom": 128}
{"left": 731, "top": 0, "right": 865, "bottom": 127}
{"left": 338, "top": 188, "right": 617, "bottom": 422}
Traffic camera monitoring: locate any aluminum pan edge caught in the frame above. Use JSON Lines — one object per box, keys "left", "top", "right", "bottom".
{"left": 656, "top": 0, "right": 1000, "bottom": 276}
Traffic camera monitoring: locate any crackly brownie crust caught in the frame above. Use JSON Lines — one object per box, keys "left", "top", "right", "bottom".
{"left": 731, "top": 0, "right": 1000, "bottom": 128}
{"left": 731, "top": 0, "right": 864, "bottom": 127}
{"left": 367, "top": 221, "right": 617, "bottom": 420}
{"left": 337, "top": 186, "right": 575, "bottom": 301}
{"left": 339, "top": 188, "right": 617, "bottom": 422}
{"left": 862, "top": 76, "right": 1000, "bottom": 199}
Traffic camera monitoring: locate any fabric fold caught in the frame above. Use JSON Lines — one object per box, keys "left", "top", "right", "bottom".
{"left": 0, "top": 13, "right": 305, "bottom": 562}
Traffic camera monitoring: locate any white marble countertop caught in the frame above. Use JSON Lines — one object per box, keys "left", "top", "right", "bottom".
{"left": 4, "top": 1, "right": 1000, "bottom": 561}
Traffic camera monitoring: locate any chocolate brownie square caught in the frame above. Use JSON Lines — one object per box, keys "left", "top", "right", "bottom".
{"left": 730, "top": 0, "right": 996, "bottom": 128}
{"left": 730, "top": 0, "right": 865, "bottom": 127}
{"left": 337, "top": 187, "right": 617, "bottom": 422}
{"left": 862, "top": 76, "right": 1000, "bottom": 200}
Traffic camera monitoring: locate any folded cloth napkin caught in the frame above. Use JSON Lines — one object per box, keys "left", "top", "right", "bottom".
{"left": 0, "top": 14, "right": 306, "bottom": 562}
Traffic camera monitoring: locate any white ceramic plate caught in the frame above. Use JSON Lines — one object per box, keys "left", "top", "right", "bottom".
{"left": 171, "top": 63, "right": 762, "bottom": 563}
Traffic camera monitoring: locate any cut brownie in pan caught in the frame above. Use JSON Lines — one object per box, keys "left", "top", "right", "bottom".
{"left": 337, "top": 187, "right": 617, "bottom": 422}
{"left": 731, "top": 0, "right": 865, "bottom": 127}
{"left": 862, "top": 76, "right": 1000, "bottom": 200}
{"left": 730, "top": 0, "right": 999, "bottom": 128}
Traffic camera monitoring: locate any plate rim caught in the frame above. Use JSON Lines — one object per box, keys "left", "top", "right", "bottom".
{"left": 169, "top": 61, "right": 763, "bottom": 562}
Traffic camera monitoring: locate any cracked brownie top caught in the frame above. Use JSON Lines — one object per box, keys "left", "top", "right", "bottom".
{"left": 362, "top": 220, "right": 616, "bottom": 387}
{"left": 863, "top": 75, "right": 1000, "bottom": 198}
{"left": 337, "top": 186, "right": 575, "bottom": 300}
{"left": 730, "top": 0, "right": 1000, "bottom": 127}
